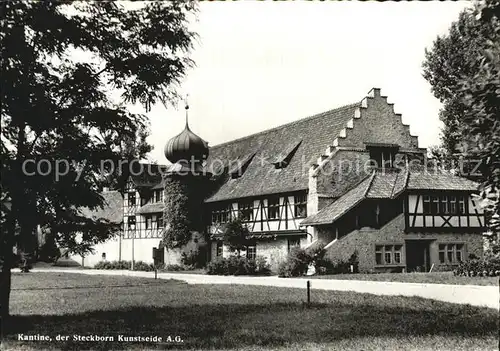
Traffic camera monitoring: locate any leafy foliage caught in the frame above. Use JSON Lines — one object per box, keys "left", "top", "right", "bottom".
{"left": 278, "top": 247, "right": 311, "bottom": 278}
{"left": 0, "top": 1, "right": 197, "bottom": 318}
{"left": 94, "top": 260, "right": 155, "bottom": 271}
{"left": 221, "top": 218, "right": 250, "bottom": 256}
{"left": 423, "top": 0, "right": 500, "bottom": 236}
{"left": 38, "top": 232, "right": 60, "bottom": 263}
{"left": 163, "top": 177, "right": 192, "bottom": 249}
{"left": 206, "top": 256, "right": 271, "bottom": 276}
{"left": 279, "top": 247, "right": 359, "bottom": 277}
{"left": 180, "top": 247, "right": 207, "bottom": 269}
{"left": 454, "top": 256, "right": 500, "bottom": 277}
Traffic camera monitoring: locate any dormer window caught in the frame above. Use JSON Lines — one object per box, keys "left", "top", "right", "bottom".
{"left": 272, "top": 140, "right": 302, "bottom": 169}
{"left": 154, "top": 189, "right": 163, "bottom": 203}
{"left": 229, "top": 153, "right": 255, "bottom": 179}
{"left": 365, "top": 143, "right": 399, "bottom": 169}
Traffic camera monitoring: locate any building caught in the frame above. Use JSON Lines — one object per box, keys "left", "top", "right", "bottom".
{"left": 74, "top": 88, "right": 486, "bottom": 272}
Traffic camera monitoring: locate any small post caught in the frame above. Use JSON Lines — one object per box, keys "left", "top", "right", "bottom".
{"left": 155, "top": 266, "right": 157, "bottom": 280}
{"left": 307, "top": 280, "right": 311, "bottom": 307}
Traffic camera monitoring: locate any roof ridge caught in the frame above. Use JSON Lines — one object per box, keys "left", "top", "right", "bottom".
{"left": 364, "top": 171, "right": 377, "bottom": 198}
{"left": 209, "top": 102, "right": 360, "bottom": 150}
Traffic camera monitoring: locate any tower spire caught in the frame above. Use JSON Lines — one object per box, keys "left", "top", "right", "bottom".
{"left": 184, "top": 94, "right": 189, "bottom": 129}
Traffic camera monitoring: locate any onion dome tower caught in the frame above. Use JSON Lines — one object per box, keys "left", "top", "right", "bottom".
{"left": 161, "top": 96, "right": 210, "bottom": 254}
{"left": 164, "top": 99, "right": 209, "bottom": 173}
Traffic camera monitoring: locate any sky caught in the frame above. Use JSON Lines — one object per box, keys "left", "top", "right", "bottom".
{"left": 135, "top": 1, "right": 471, "bottom": 164}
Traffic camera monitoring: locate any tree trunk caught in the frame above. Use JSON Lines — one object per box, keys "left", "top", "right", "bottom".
{"left": 0, "top": 217, "right": 16, "bottom": 326}
{"left": 0, "top": 256, "right": 13, "bottom": 324}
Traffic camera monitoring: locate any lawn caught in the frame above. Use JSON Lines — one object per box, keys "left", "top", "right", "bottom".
{"left": 307, "top": 271, "right": 499, "bottom": 286}
{"left": 3, "top": 272, "right": 498, "bottom": 350}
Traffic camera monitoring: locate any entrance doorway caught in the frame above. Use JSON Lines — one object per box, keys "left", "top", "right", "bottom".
{"left": 405, "top": 240, "right": 431, "bottom": 272}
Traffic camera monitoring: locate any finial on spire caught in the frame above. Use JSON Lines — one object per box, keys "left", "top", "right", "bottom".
{"left": 184, "top": 94, "right": 189, "bottom": 128}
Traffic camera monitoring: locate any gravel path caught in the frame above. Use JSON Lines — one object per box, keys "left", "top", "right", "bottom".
{"left": 15, "top": 268, "right": 499, "bottom": 309}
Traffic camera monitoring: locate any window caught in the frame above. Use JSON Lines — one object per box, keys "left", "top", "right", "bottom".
{"left": 450, "top": 196, "right": 457, "bottom": 214}
{"left": 239, "top": 200, "right": 254, "bottom": 222}
{"left": 423, "top": 196, "right": 431, "bottom": 213}
{"left": 127, "top": 216, "right": 136, "bottom": 230}
{"left": 145, "top": 215, "right": 152, "bottom": 229}
{"left": 156, "top": 215, "right": 164, "bottom": 228}
{"left": 216, "top": 241, "right": 223, "bottom": 257}
{"left": 440, "top": 196, "right": 448, "bottom": 214}
{"left": 431, "top": 196, "right": 439, "bottom": 214}
{"left": 458, "top": 197, "right": 466, "bottom": 214}
{"left": 288, "top": 238, "right": 301, "bottom": 252}
{"left": 375, "top": 244, "right": 403, "bottom": 265}
{"left": 294, "top": 194, "right": 307, "bottom": 218}
{"left": 368, "top": 148, "right": 395, "bottom": 168}
{"left": 422, "top": 195, "right": 467, "bottom": 215}
{"left": 246, "top": 244, "right": 256, "bottom": 260}
{"left": 438, "top": 244, "right": 465, "bottom": 264}
{"left": 212, "top": 204, "right": 231, "bottom": 224}
{"left": 128, "top": 192, "right": 136, "bottom": 206}
{"left": 268, "top": 196, "right": 280, "bottom": 220}
{"left": 154, "top": 189, "right": 163, "bottom": 203}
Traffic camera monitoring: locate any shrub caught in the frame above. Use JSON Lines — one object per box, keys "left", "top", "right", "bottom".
{"left": 205, "top": 256, "right": 271, "bottom": 276}
{"left": 19, "top": 252, "right": 34, "bottom": 272}
{"left": 181, "top": 247, "right": 207, "bottom": 269}
{"left": 278, "top": 248, "right": 311, "bottom": 277}
{"left": 133, "top": 260, "right": 155, "bottom": 271}
{"left": 164, "top": 264, "right": 187, "bottom": 271}
{"left": 254, "top": 256, "right": 272, "bottom": 276}
{"left": 454, "top": 257, "right": 500, "bottom": 277}
{"left": 279, "top": 247, "right": 359, "bottom": 277}
{"left": 93, "top": 260, "right": 155, "bottom": 271}
{"left": 206, "top": 257, "right": 228, "bottom": 275}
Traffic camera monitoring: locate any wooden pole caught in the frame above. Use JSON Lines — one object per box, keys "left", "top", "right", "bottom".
{"left": 307, "top": 280, "right": 311, "bottom": 307}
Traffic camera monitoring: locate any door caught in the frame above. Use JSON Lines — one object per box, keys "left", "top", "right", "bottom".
{"left": 405, "top": 240, "right": 430, "bottom": 272}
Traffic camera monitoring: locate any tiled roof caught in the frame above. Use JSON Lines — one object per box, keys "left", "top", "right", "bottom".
{"left": 301, "top": 170, "right": 479, "bottom": 226}
{"left": 79, "top": 190, "right": 123, "bottom": 224}
{"left": 137, "top": 202, "right": 164, "bottom": 214}
{"left": 301, "top": 175, "right": 373, "bottom": 226}
{"left": 407, "top": 172, "right": 478, "bottom": 191}
{"left": 205, "top": 103, "right": 360, "bottom": 202}
{"left": 130, "top": 163, "right": 169, "bottom": 187}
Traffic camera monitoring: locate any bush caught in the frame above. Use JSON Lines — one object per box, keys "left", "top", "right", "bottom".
{"left": 279, "top": 247, "right": 359, "bottom": 277}
{"left": 454, "top": 257, "right": 500, "bottom": 277}
{"left": 181, "top": 248, "right": 207, "bottom": 269}
{"left": 164, "top": 264, "right": 187, "bottom": 271}
{"left": 133, "top": 261, "right": 155, "bottom": 271}
{"left": 278, "top": 248, "right": 311, "bottom": 277}
{"left": 206, "top": 257, "right": 228, "bottom": 275}
{"left": 93, "top": 260, "right": 155, "bottom": 271}
{"left": 206, "top": 256, "right": 271, "bottom": 276}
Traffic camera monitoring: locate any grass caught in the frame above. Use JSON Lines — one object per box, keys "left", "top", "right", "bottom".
{"left": 307, "top": 271, "right": 499, "bottom": 286}
{"left": 3, "top": 272, "right": 498, "bottom": 350}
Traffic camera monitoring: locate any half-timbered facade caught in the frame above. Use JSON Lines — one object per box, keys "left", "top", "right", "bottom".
{"left": 76, "top": 88, "right": 486, "bottom": 272}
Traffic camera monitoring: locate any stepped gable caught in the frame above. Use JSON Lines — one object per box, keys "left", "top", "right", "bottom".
{"left": 205, "top": 103, "right": 360, "bottom": 202}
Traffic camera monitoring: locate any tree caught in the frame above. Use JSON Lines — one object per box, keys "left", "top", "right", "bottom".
{"left": 423, "top": 0, "right": 500, "bottom": 244}
{"left": 222, "top": 218, "right": 250, "bottom": 257}
{"left": 0, "top": 1, "right": 197, "bottom": 322}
